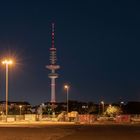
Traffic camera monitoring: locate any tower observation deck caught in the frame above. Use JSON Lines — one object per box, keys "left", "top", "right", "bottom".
{"left": 46, "top": 23, "right": 60, "bottom": 103}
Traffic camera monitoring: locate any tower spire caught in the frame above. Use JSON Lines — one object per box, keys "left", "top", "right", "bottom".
{"left": 52, "top": 23, "right": 55, "bottom": 48}
{"left": 46, "top": 23, "right": 60, "bottom": 103}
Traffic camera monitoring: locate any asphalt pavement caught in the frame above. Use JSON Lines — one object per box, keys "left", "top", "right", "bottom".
{"left": 0, "top": 123, "right": 140, "bottom": 140}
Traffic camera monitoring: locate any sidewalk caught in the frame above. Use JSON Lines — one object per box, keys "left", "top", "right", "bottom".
{"left": 0, "top": 120, "right": 76, "bottom": 126}
{"left": 0, "top": 120, "right": 140, "bottom": 126}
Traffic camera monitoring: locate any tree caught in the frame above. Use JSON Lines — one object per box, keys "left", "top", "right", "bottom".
{"left": 105, "top": 105, "right": 122, "bottom": 117}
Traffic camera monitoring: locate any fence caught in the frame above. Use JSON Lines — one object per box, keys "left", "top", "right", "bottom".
{"left": 0, "top": 115, "right": 25, "bottom": 122}
{"left": 0, "top": 114, "right": 140, "bottom": 123}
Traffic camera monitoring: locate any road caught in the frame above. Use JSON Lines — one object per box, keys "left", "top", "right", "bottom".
{"left": 0, "top": 123, "right": 140, "bottom": 140}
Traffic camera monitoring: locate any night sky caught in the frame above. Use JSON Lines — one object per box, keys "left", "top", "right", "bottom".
{"left": 0, "top": 0, "right": 140, "bottom": 105}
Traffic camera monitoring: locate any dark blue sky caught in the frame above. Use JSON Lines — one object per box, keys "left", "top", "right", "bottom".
{"left": 0, "top": 0, "right": 140, "bottom": 105}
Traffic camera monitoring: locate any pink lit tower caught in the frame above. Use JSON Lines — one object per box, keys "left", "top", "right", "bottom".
{"left": 46, "top": 23, "right": 60, "bottom": 103}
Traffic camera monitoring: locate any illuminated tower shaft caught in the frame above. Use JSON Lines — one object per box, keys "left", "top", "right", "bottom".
{"left": 46, "top": 23, "right": 60, "bottom": 103}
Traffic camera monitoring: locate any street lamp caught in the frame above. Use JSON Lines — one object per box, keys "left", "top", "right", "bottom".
{"left": 2, "top": 59, "right": 13, "bottom": 122}
{"left": 101, "top": 101, "right": 104, "bottom": 115}
{"left": 64, "top": 85, "right": 70, "bottom": 114}
{"left": 19, "top": 105, "right": 22, "bottom": 116}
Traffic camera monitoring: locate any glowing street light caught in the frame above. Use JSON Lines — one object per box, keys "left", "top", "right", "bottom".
{"left": 2, "top": 59, "right": 13, "bottom": 122}
{"left": 101, "top": 101, "right": 104, "bottom": 115}
{"left": 64, "top": 85, "right": 70, "bottom": 114}
{"left": 19, "top": 105, "right": 22, "bottom": 116}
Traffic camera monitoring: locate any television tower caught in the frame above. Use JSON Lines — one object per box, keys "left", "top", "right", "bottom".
{"left": 46, "top": 23, "right": 60, "bottom": 103}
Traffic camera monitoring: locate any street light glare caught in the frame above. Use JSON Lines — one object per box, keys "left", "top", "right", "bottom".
{"left": 101, "top": 101, "right": 104, "bottom": 104}
{"left": 19, "top": 105, "right": 22, "bottom": 108}
{"left": 2, "top": 59, "right": 13, "bottom": 65}
{"left": 64, "top": 85, "right": 69, "bottom": 89}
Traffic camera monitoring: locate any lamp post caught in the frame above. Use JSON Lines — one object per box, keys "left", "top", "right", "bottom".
{"left": 101, "top": 101, "right": 104, "bottom": 115}
{"left": 64, "top": 85, "right": 69, "bottom": 114}
{"left": 19, "top": 105, "right": 22, "bottom": 116}
{"left": 2, "top": 59, "right": 13, "bottom": 122}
